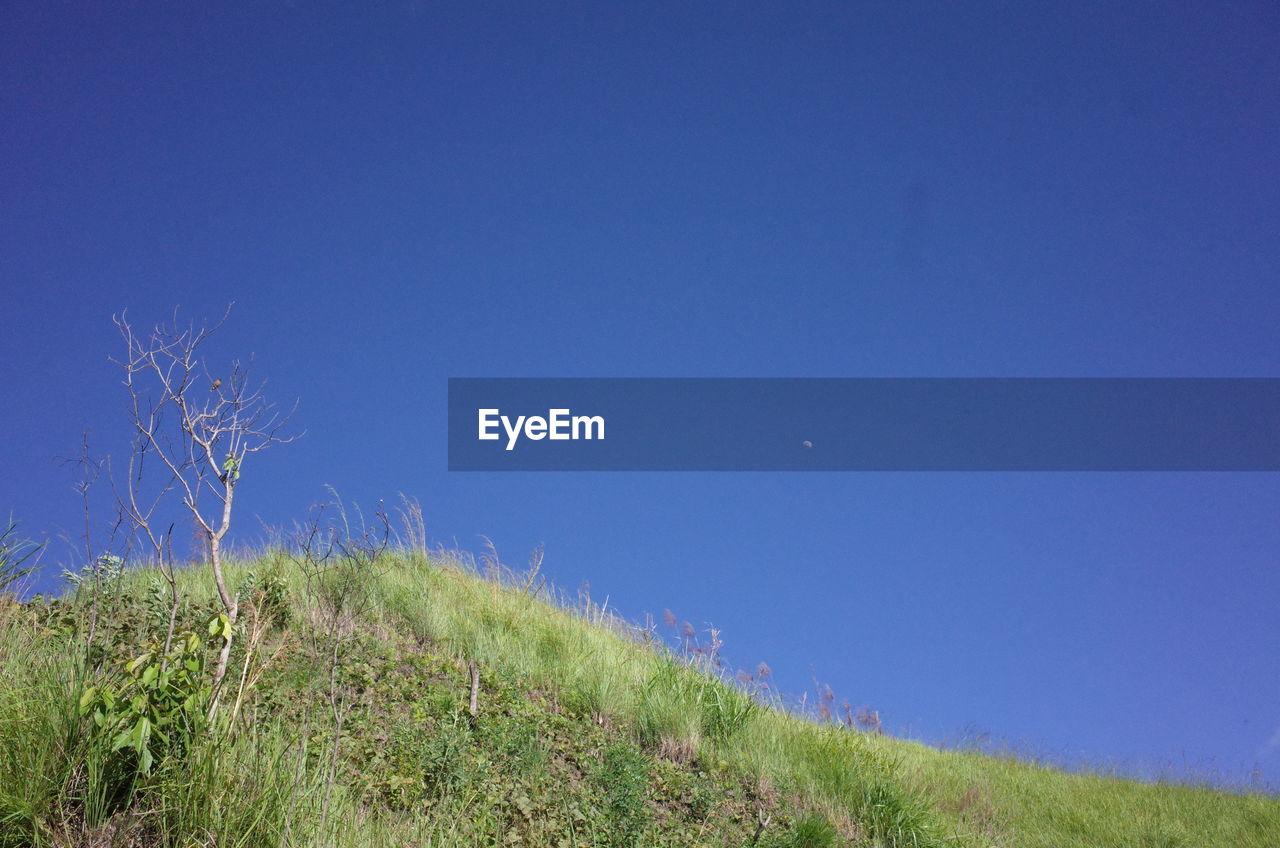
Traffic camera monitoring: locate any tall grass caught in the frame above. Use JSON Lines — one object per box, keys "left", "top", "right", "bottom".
{"left": 363, "top": 549, "right": 1280, "bottom": 847}
{"left": 373, "top": 551, "right": 962, "bottom": 846}
{"left": 0, "top": 605, "right": 330, "bottom": 847}
{"left": 2, "top": 544, "right": 1277, "bottom": 847}
{"left": 0, "top": 613, "right": 85, "bottom": 846}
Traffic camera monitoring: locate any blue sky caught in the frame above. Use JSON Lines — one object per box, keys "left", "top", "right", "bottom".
{"left": 2, "top": 1, "right": 1278, "bottom": 783}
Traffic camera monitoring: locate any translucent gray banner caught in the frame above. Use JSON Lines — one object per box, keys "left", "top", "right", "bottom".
{"left": 448, "top": 379, "right": 1280, "bottom": 471}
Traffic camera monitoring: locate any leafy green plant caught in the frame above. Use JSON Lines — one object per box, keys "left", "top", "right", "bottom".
{"left": 238, "top": 569, "right": 291, "bottom": 627}
{"left": 62, "top": 553, "right": 124, "bottom": 590}
{"left": 79, "top": 627, "right": 211, "bottom": 779}
{"left": 144, "top": 575, "right": 183, "bottom": 629}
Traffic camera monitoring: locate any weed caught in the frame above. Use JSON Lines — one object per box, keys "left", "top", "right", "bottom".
{"left": 769, "top": 813, "right": 838, "bottom": 848}
{"left": 590, "top": 741, "right": 652, "bottom": 848}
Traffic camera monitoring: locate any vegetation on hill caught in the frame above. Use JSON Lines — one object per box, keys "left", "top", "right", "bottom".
{"left": 0, "top": 519, "right": 1276, "bottom": 848}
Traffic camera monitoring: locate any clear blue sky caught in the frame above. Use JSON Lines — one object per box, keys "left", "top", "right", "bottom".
{"left": 2, "top": 1, "right": 1278, "bottom": 784}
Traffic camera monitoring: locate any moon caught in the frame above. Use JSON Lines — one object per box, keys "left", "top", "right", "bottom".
{"left": 802, "top": 440, "right": 813, "bottom": 449}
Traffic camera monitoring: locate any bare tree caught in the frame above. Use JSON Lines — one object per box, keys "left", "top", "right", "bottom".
{"left": 112, "top": 305, "right": 299, "bottom": 721}
{"left": 58, "top": 431, "right": 124, "bottom": 655}
{"left": 106, "top": 419, "right": 181, "bottom": 667}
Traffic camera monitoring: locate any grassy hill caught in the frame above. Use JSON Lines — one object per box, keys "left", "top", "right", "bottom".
{"left": 1, "top": 542, "right": 1276, "bottom": 847}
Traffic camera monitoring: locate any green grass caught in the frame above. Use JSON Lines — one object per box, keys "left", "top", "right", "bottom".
{"left": 0, "top": 547, "right": 1275, "bottom": 847}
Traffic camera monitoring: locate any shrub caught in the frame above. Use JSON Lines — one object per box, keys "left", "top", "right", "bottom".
{"left": 78, "top": 629, "right": 210, "bottom": 805}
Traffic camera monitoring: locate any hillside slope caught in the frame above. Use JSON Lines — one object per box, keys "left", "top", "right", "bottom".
{"left": 0, "top": 549, "right": 1275, "bottom": 847}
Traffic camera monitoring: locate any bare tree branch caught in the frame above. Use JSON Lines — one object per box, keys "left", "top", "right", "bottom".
{"left": 111, "top": 304, "right": 300, "bottom": 722}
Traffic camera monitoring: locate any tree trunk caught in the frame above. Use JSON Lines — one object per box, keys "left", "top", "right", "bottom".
{"left": 207, "top": 533, "right": 238, "bottom": 723}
